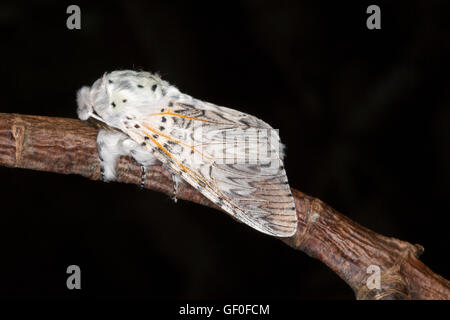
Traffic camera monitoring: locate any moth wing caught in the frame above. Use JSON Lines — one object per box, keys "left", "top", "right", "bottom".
{"left": 123, "top": 99, "right": 297, "bottom": 237}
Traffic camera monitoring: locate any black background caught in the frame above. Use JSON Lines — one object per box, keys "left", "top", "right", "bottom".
{"left": 1, "top": 1, "right": 449, "bottom": 299}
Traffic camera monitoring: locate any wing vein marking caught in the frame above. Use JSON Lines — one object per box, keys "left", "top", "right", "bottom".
{"left": 150, "top": 109, "right": 229, "bottom": 126}
{"left": 143, "top": 132, "right": 235, "bottom": 210}
{"left": 141, "top": 123, "right": 215, "bottom": 161}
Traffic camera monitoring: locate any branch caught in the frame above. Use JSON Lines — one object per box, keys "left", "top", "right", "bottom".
{"left": 0, "top": 113, "right": 448, "bottom": 300}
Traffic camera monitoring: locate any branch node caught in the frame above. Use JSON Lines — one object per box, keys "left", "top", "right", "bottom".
{"left": 357, "top": 264, "right": 410, "bottom": 300}
{"left": 413, "top": 243, "right": 425, "bottom": 258}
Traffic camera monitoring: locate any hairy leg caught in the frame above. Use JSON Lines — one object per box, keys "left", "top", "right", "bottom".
{"left": 97, "top": 129, "right": 157, "bottom": 182}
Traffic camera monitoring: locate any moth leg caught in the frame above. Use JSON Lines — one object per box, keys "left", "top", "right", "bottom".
{"left": 122, "top": 139, "right": 158, "bottom": 189}
{"left": 171, "top": 172, "right": 182, "bottom": 203}
{"left": 140, "top": 165, "right": 147, "bottom": 189}
{"left": 161, "top": 164, "right": 182, "bottom": 203}
{"left": 97, "top": 129, "right": 131, "bottom": 182}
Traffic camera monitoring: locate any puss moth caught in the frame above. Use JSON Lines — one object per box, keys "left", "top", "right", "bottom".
{"left": 77, "top": 70, "right": 297, "bottom": 237}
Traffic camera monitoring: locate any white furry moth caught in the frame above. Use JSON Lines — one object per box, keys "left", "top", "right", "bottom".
{"left": 77, "top": 70, "right": 297, "bottom": 237}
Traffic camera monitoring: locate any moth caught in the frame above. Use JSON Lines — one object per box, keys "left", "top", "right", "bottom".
{"left": 77, "top": 70, "right": 297, "bottom": 237}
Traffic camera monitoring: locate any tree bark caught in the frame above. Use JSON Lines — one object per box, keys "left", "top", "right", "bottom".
{"left": 0, "top": 113, "right": 448, "bottom": 300}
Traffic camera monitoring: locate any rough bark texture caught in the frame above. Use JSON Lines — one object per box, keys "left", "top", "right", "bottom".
{"left": 0, "top": 113, "right": 449, "bottom": 300}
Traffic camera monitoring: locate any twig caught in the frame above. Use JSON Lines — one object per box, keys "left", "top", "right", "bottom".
{"left": 0, "top": 113, "right": 448, "bottom": 300}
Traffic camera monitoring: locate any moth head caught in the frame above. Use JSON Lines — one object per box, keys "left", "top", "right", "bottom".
{"left": 76, "top": 86, "right": 94, "bottom": 121}
{"left": 77, "top": 70, "right": 173, "bottom": 128}
{"left": 76, "top": 73, "right": 127, "bottom": 128}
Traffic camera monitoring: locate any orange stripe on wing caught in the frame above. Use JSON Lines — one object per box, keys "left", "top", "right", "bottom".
{"left": 150, "top": 108, "right": 227, "bottom": 125}
{"left": 143, "top": 132, "right": 199, "bottom": 179}
{"left": 141, "top": 123, "right": 214, "bottom": 161}
{"left": 142, "top": 130, "right": 239, "bottom": 211}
